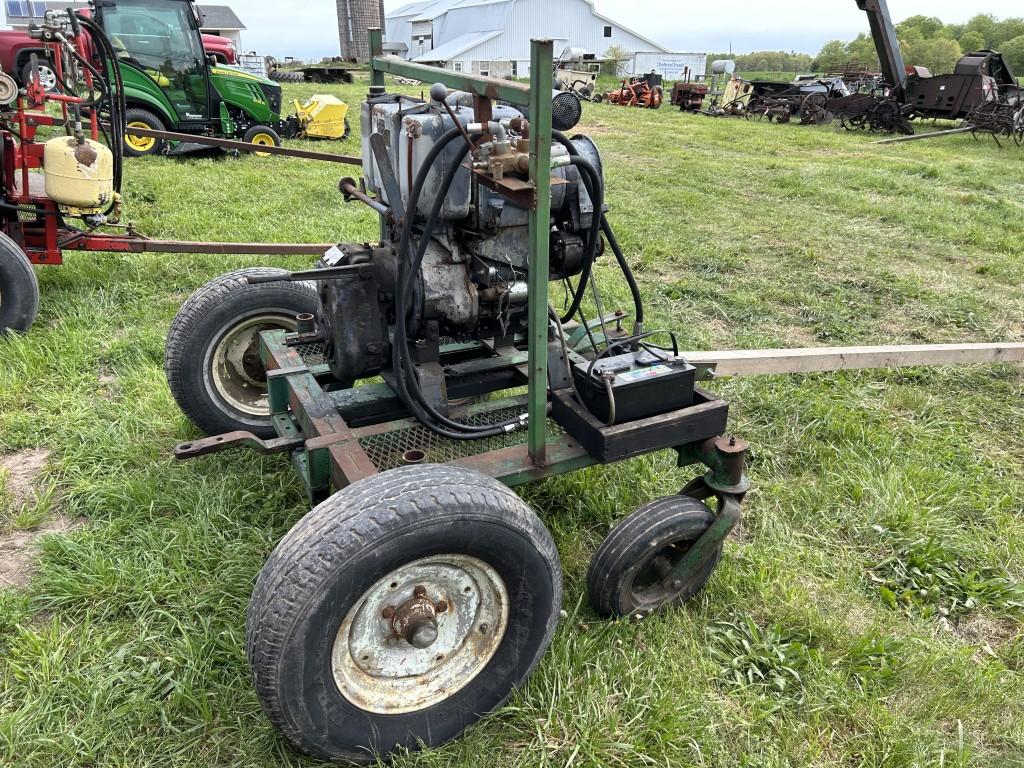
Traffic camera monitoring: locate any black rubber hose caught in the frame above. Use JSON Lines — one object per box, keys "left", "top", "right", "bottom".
{"left": 389, "top": 128, "right": 524, "bottom": 438}
{"left": 552, "top": 130, "right": 644, "bottom": 325}
{"left": 394, "top": 141, "right": 525, "bottom": 438}
{"left": 77, "top": 13, "right": 124, "bottom": 195}
{"left": 559, "top": 155, "right": 603, "bottom": 323}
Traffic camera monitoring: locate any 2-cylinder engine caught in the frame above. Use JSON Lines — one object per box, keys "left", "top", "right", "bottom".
{"left": 319, "top": 85, "right": 601, "bottom": 385}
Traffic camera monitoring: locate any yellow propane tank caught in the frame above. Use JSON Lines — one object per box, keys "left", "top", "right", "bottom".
{"left": 43, "top": 136, "right": 115, "bottom": 211}
{"left": 294, "top": 95, "right": 349, "bottom": 139}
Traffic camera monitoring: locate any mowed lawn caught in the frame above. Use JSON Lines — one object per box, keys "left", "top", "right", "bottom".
{"left": 2, "top": 77, "right": 1024, "bottom": 767}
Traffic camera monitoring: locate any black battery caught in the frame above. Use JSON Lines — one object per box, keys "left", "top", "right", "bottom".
{"left": 572, "top": 350, "right": 696, "bottom": 425}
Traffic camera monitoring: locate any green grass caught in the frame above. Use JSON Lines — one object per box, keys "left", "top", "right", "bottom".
{"left": 2, "top": 75, "right": 1024, "bottom": 767}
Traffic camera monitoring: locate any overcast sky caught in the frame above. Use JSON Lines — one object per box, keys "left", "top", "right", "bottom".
{"left": 235, "top": 1, "right": 1021, "bottom": 60}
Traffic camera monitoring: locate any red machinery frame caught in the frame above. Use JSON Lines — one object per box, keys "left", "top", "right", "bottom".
{"left": 1, "top": 14, "right": 337, "bottom": 268}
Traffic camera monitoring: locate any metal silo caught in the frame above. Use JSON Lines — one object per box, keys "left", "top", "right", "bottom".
{"left": 337, "top": 0, "right": 386, "bottom": 60}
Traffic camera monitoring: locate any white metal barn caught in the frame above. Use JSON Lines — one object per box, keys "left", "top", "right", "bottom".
{"left": 385, "top": 0, "right": 669, "bottom": 78}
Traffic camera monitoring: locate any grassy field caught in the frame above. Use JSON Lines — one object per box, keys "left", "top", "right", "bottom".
{"left": 2, "top": 76, "right": 1024, "bottom": 767}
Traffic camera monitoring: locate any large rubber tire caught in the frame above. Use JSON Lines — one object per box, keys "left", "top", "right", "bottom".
{"left": 123, "top": 107, "right": 166, "bottom": 157}
{"left": 588, "top": 495, "right": 722, "bottom": 619}
{"left": 0, "top": 232, "right": 39, "bottom": 334}
{"left": 164, "top": 268, "right": 319, "bottom": 437}
{"left": 21, "top": 58, "right": 58, "bottom": 93}
{"left": 247, "top": 465, "right": 562, "bottom": 763}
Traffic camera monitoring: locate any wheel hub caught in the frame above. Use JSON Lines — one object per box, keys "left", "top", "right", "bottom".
{"left": 332, "top": 555, "right": 508, "bottom": 714}
{"left": 382, "top": 585, "right": 449, "bottom": 648}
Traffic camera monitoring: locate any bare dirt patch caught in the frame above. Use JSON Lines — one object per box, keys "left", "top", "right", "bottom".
{"left": 0, "top": 515, "right": 80, "bottom": 590}
{"left": 0, "top": 448, "right": 81, "bottom": 590}
{"left": 1, "top": 448, "right": 51, "bottom": 511}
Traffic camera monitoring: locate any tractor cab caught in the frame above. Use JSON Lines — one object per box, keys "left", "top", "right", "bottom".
{"left": 93, "top": 0, "right": 288, "bottom": 155}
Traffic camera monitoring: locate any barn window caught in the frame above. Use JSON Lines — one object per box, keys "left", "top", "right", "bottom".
{"left": 454, "top": 62, "right": 463, "bottom": 72}
{"left": 479, "top": 62, "right": 490, "bottom": 77}
{"left": 603, "top": 26, "right": 612, "bottom": 37}
{"left": 511, "top": 60, "right": 518, "bottom": 77}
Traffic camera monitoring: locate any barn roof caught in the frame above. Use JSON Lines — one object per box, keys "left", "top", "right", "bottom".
{"left": 412, "top": 30, "right": 501, "bottom": 62}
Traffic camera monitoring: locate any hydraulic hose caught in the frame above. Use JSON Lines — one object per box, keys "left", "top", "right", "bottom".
{"left": 552, "top": 130, "right": 645, "bottom": 326}
{"left": 76, "top": 13, "right": 125, "bottom": 198}
{"left": 391, "top": 128, "right": 525, "bottom": 439}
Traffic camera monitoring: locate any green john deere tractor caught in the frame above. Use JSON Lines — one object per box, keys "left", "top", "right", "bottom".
{"left": 93, "top": 0, "right": 304, "bottom": 157}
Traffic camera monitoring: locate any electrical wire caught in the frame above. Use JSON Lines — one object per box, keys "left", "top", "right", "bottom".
{"left": 552, "top": 130, "right": 645, "bottom": 327}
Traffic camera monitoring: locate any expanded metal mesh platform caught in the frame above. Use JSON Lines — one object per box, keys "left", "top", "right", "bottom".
{"left": 358, "top": 406, "right": 564, "bottom": 472}
{"left": 295, "top": 341, "right": 328, "bottom": 366}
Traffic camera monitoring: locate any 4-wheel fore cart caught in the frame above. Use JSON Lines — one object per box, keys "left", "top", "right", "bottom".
{"left": 166, "top": 34, "right": 749, "bottom": 764}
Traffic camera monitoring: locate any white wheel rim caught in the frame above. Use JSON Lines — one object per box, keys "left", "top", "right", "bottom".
{"left": 332, "top": 554, "right": 509, "bottom": 714}
{"left": 36, "top": 65, "right": 57, "bottom": 91}
{"left": 208, "top": 313, "right": 296, "bottom": 416}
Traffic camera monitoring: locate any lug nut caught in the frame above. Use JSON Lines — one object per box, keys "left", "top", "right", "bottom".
{"left": 413, "top": 585, "right": 427, "bottom": 598}
{"left": 435, "top": 600, "right": 449, "bottom": 614}
{"left": 382, "top": 606, "right": 396, "bottom": 619}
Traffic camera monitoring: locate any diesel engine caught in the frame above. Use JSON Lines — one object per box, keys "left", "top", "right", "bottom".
{"left": 318, "top": 83, "right": 604, "bottom": 389}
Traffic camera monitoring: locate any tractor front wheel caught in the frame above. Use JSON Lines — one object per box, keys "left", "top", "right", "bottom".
{"left": 242, "top": 125, "right": 282, "bottom": 157}
{"left": 123, "top": 108, "right": 166, "bottom": 157}
{"left": 0, "top": 233, "right": 39, "bottom": 334}
{"left": 164, "top": 268, "right": 319, "bottom": 437}
{"left": 246, "top": 465, "right": 562, "bottom": 763}
{"left": 588, "top": 495, "right": 722, "bottom": 620}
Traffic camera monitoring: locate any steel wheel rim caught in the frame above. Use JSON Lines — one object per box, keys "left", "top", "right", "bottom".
{"left": 332, "top": 554, "right": 509, "bottom": 715}
{"left": 208, "top": 312, "right": 296, "bottom": 416}
{"left": 35, "top": 64, "right": 57, "bottom": 92}
{"left": 249, "top": 132, "right": 275, "bottom": 157}
{"left": 126, "top": 122, "right": 156, "bottom": 153}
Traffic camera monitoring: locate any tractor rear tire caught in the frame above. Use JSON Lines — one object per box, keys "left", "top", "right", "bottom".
{"left": 123, "top": 107, "right": 166, "bottom": 157}
{"left": 246, "top": 464, "right": 562, "bottom": 763}
{"left": 242, "top": 125, "right": 282, "bottom": 157}
{"left": 0, "top": 233, "right": 39, "bottom": 334}
{"left": 164, "top": 268, "right": 319, "bottom": 437}
{"left": 587, "top": 495, "right": 722, "bottom": 619}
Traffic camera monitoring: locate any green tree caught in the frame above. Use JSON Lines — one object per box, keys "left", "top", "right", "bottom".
{"left": 959, "top": 31, "right": 987, "bottom": 53}
{"left": 963, "top": 13, "right": 998, "bottom": 47}
{"left": 602, "top": 45, "right": 631, "bottom": 77}
{"left": 896, "top": 15, "right": 946, "bottom": 40}
{"left": 1001, "top": 35, "right": 1024, "bottom": 73}
{"left": 815, "top": 41, "right": 848, "bottom": 71}
{"left": 903, "top": 37, "right": 962, "bottom": 73}
{"left": 992, "top": 18, "right": 1024, "bottom": 48}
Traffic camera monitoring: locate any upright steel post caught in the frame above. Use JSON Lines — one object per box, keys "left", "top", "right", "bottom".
{"left": 527, "top": 39, "right": 553, "bottom": 465}
{"left": 368, "top": 27, "right": 385, "bottom": 88}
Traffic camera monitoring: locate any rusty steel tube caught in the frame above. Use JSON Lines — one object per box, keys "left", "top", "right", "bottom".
{"left": 339, "top": 177, "right": 390, "bottom": 217}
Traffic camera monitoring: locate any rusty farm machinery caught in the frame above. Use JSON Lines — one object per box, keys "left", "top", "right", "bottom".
{"left": 141, "top": 26, "right": 1024, "bottom": 764}
{"left": 0, "top": 7, "right": 370, "bottom": 335}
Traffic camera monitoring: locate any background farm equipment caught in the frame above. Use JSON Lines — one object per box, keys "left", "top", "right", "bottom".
{"left": 0, "top": 8, "right": 359, "bottom": 335}
{"left": 746, "top": 77, "right": 850, "bottom": 125}
{"left": 605, "top": 73, "right": 663, "bottom": 109}
{"left": 671, "top": 81, "right": 709, "bottom": 112}
{"left": 554, "top": 46, "right": 601, "bottom": 101}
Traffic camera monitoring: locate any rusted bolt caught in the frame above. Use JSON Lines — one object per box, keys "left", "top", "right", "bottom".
{"left": 435, "top": 600, "right": 449, "bottom": 614}
{"left": 479, "top": 623, "right": 489, "bottom": 635}
{"left": 382, "top": 606, "right": 396, "bottom": 619}
{"left": 413, "top": 585, "right": 427, "bottom": 598}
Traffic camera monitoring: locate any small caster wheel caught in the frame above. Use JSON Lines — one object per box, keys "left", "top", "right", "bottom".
{"left": 587, "top": 495, "right": 722, "bottom": 619}
{"left": 247, "top": 465, "right": 562, "bottom": 763}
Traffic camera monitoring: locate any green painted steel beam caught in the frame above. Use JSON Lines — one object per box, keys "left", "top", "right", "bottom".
{"left": 368, "top": 39, "right": 531, "bottom": 105}
{"left": 526, "top": 38, "right": 554, "bottom": 465}
{"left": 368, "top": 28, "right": 385, "bottom": 88}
